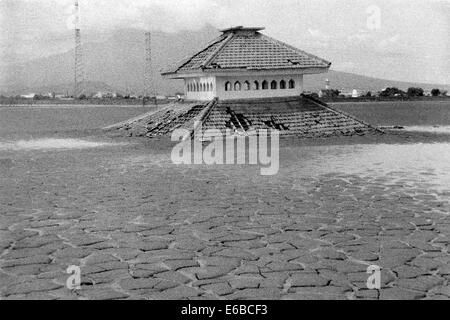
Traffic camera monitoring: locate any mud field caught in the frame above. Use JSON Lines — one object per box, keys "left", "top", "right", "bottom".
{"left": 1, "top": 102, "right": 450, "bottom": 300}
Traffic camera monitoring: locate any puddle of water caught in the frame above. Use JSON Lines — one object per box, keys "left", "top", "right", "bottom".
{"left": 288, "top": 142, "right": 450, "bottom": 193}
{"left": 0, "top": 105, "right": 156, "bottom": 109}
{"left": 403, "top": 126, "right": 450, "bottom": 134}
{"left": 0, "top": 138, "right": 125, "bottom": 151}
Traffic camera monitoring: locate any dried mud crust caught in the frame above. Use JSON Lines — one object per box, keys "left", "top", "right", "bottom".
{"left": 1, "top": 132, "right": 450, "bottom": 300}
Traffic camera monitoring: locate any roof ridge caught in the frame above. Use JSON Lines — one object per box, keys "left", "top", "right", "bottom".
{"left": 260, "top": 34, "right": 331, "bottom": 67}
{"left": 162, "top": 34, "right": 228, "bottom": 74}
{"left": 200, "top": 33, "right": 235, "bottom": 69}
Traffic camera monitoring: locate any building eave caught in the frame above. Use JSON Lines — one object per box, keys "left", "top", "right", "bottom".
{"left": 162, "top": 66, "right": 330, "bottom": 79}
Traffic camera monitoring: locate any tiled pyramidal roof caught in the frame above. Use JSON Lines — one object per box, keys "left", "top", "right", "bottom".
{"left": 162, "top": 27, "right": 331, "bottom": 75}
{"left": 107, "top": 96, "right": 376, "bottom": 139}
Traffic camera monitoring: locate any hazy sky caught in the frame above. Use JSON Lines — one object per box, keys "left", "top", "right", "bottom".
{"left": 1, "top": 0, "right": 449, "bottom": 84}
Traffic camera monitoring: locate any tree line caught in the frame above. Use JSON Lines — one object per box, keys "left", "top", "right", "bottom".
{"left": 380, "top": 87, "right": 447, "bottom": 97}
{"left": 317, "top": 87, "right": 448, "bottom": 99}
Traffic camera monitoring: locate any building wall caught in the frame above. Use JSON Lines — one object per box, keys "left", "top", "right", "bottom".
{"left": 185, "top": 76, "right": 217, "bottom": 101}
{"left": 216, "top": 75, "right": 304, "bottom": 100}
{"left": 184, "top": 74, "right": 304, "bottom": 101}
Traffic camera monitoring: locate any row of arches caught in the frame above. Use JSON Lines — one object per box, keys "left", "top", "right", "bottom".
{"left": 187, "top": 82, "right": 213, "bottom": 92}
{"left": 225, "top": 79, "right": 296, "bottom": 92}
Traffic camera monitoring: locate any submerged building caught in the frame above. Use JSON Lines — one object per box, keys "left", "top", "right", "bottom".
{"left": 109, "top": 26, "right": 374, "bottom": 138}
{"left": 161, "top": 26, "right": 331, "bottom": 101}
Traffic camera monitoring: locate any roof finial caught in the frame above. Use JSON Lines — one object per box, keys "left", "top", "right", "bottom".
{"left": 220, "top": 26, "right": 265, "bottom": 34}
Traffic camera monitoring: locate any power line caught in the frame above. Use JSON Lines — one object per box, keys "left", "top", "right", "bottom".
{"left": 144, "top": 31, "right": 154, "bottom": 98}
{"left": 74, "top": 0, "right": 85, "bottom": 97}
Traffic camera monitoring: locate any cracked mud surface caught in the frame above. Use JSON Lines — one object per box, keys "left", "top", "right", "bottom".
{"left": 1, "top": 131, "right": 450, "bottom": 300}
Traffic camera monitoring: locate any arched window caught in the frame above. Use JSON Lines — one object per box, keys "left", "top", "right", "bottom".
{"left": 253, "top": 81, "right": 259, "bottom": 90}
{"left": 262, "top": 80, "right": 268, "bottom": 90}
{"left": 207, "top": 83, "right": 210, "bottom": 91}
{"left": 271, "top": 80, "right": 277, "bottom": 90}
{"left": 244, "top": 81, "right": 250, "bottom": 91}
{"left": 234, "top": 81, "right": 241, "bottom": 91}
{"left": 203, "top": 83, "right": 206, "bottom": 91}
{"left": 210, "top": 82, "right": 213, "bottom": 91}
{"left": 225, "top": 82, "right": 232, "bottom": 91}
{"left": 280, "top": 80, "right": 286, "bottom": 89}
{"left": 289, "top": 79, "right": 295, "bottom": 89}
{"left": 196, "top": 83, "right": 200, "bottom": 92}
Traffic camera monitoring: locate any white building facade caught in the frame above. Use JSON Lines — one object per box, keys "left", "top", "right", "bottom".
{"left": 183, "top": 73, "right": 305, "bottom": 101}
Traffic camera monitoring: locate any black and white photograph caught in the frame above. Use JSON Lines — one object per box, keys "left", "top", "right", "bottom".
{"left": 0, "top": 0, "right": 450, "bottom": 308}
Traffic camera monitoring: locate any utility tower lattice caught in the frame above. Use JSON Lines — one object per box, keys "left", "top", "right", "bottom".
{"left": 144, "top": 32, "right": 154, "bottom": 98}
{"left": 74, "top": 0, "right": 85, "bottom": 98}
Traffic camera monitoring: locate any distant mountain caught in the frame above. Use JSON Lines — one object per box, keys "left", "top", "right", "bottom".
{"left": 0, "top": 26, "right": 220, "bottom": 96}
{"left": 304, "top": 70, "right": 450, "bottom": 93}
{"left": 1, "top": 26, "right": 449, "bottom": 96}
{"left": 1, "top": 81, "right": 115, "bottom": 96}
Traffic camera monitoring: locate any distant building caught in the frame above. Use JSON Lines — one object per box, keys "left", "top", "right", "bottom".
{"left": 55, "top": 94, "right": 73, "bottom": 100}
{"left": 20, "top": 93, "right": 36, "bottom": 99}
{"left": 162, "top": 26, "right": 331, "bottom": 101}
{"left": 93, "top": 92, "right": 117, "bottom": 99}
